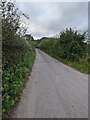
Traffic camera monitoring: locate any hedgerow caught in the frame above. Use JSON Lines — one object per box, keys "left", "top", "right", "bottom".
{"left": 2, "top": 0, "right": 36, "bottom": 116}
{"left": 2, "top": 44, "right": 35, "bottom": 116}
{"left": 38, "top": 28, "right": 88, "bottom": 74}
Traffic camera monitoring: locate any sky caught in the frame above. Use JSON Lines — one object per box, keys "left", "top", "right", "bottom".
{"left": 15, "top": 2, "right": 88, "bottom": 39}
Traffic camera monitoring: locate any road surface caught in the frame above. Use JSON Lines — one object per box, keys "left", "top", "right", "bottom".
{"left": 13, "top": 49, "right": 88, "bottom": 118}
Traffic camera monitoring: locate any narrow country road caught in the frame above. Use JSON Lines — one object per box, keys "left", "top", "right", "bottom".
{"left": 13, "top": 49, "right": 88, "bottom": 118}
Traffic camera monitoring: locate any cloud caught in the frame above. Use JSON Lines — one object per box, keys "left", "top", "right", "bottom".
{"left": 15, "top": 2, "right": 88, "bottom": 39}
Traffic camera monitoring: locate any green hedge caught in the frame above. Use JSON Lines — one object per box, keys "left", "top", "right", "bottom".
{"left": 2, "top": 45, "right": 36, "bottom": 116}
{"left": 38, "top": 34, "right": 88, "bottom": 74}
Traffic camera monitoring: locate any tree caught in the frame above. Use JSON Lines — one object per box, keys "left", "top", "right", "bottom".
{"left": 2, "top": 1, "right": 19, "bottom": 44}
{"left": 1, "top": 0, "right": 29, "bottom": 45}
{"left": 58, "top": 28, "right": 86, "bottom": 61}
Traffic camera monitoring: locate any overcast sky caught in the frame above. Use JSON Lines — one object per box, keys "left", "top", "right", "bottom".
{"left": 15, "top": 2, "right": 88, "bottom": 39}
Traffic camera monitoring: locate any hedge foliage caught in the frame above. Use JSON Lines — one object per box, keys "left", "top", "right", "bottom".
{"left": 2, "top": 45, "right": 35, "bottom": 115}
{"left": 2, "top": 1, "right": 36, "bottom": 116}
{"left": 38, "top": 28, "right": 88, "bottom": 74}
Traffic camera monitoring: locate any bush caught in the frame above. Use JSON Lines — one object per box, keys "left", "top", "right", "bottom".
{"left": 38, "top": 28, "right": 86, "bottom": 62}
{"left": 2, "top": 45, "right": 36, "bottom": 116}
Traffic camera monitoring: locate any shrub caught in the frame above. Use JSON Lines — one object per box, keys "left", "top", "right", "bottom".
{"left": 2, "top": 45, "right": 35, "bottom": 116}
